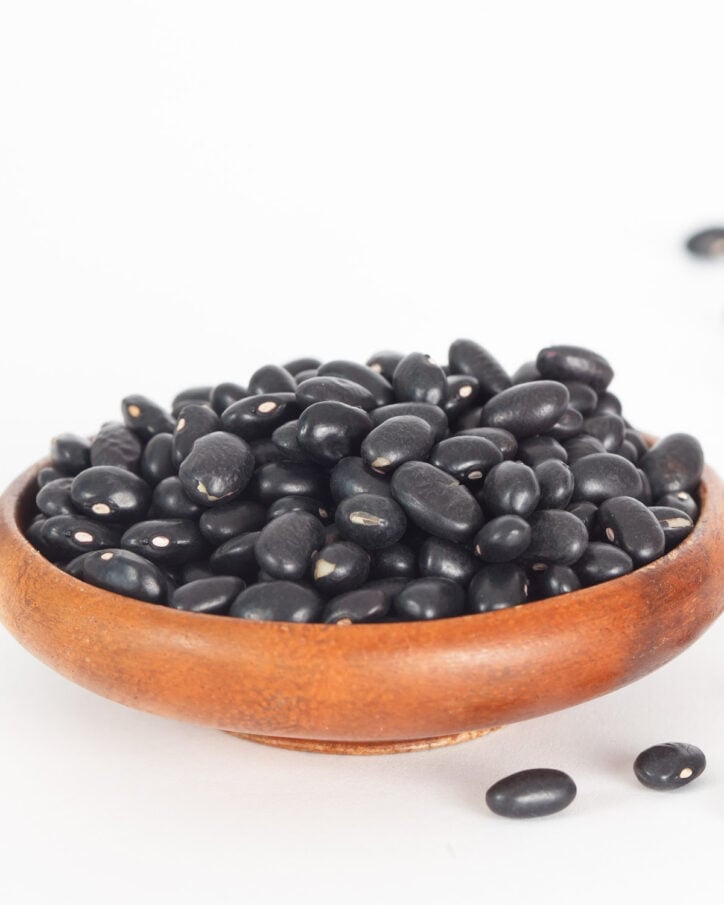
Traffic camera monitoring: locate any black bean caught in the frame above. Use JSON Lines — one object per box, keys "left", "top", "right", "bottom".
{"left": 563, "top": 381, "right": 598, "bottom": 416}
{"left": 583, "top": 414, "right": 625, "bottom": 453}
{"left": 297, "top": 401, "right": 373, "bottom": 466}
{"left": 480, "top": 381, "right": 570, "bottom": 439}
{"left": 571, "top": 453, "right": 642, "bottom": 503}
{"left": 210, "top": 382, "right": 247, "bottom": 415}
{"left": 209, "top": 531, "right": 261, "bottom": 578}
{"left": 634, "top": 742, "right": 706, "bottom": 790}
{"left": 454, "top": 427, "right": 518, "bottom": 460}
{"left": 598, "top": 496, "right": 665, "bottom": 566}
{"left": 533, "top": 564, "right": 581, "bottom": 598}
{"left": 649, "top": 506, "right": 695, "bottom": 551}
{"left": 641, "top": 433, "right": 704, "bottom": 499}
{"left": 121, "top": 394, "right": 175, "bottom": 439}
{"left": 574, "top": 542, "right": 634, "bottom": 585}
{"left": 564, "top": 434, "right": 606, "bottom": 464}
{"left": 26, "top": 515, "right": 50, "bottom": 557}
{"left": 283, "top": 357, "right": 322, "bottom": 376}
{"left": 362, "top": 576, "right": 410, "bottom": 602}
{"left": 593, "top": 391, "right": 622, "bottom": 417}
{"left": 655, "top": 491, "right": 699, "bottom": 520}
{"left": 535, "top": 460, "right": 574, "bottom": 510}
{"left": 393, "top": 352, "right": 448, "bottom": 406}
{"left": 686, "top": 227, "right": 724, "bottom": 258}
{"left": 365, "top": 350, "right": 404, "bottom": 382}
{"left": 64, "top": 552, "right": 94, "bottom": 578}
{"left": 41, "top": 515, "right": 121, "bottom": 560}
{"left": 548, "top": 408, "right": 584, "bottom": 441}
{"left": 36, "top": 478, "right": 75, "bottom": 517}
{"left": 335, "top": 493, "right": 407, "bottom": 550}
{"left": 429, "top": 436, "right": 503, "bottom": 484}
{"left": 371, "top": 543, "right": 418, "bottom": 580}
{"left": 37, "top": 466, "right": 63, "bottom": 488}
{"left": 151, "top": 477, "right": 205, "bottom": 520}
{"left": 172, "top": 403, "right": 221, "bottom": 466}
{"left": 197, "top": 500, "right": 266, "bottom": 546}
{"left": 317, "top": 360, "right": 394, "bottom": 407}
{"left": 312, "top": 541, "right": 371, "bottom": 595}
{"left": 566, "top": 500, "right": 598, "bottom": 533}
{"left": 170, "top": 576, "right": 244, "bottom": 615}
{"left": 418, "top": 537, "right": 479, "bottom": 585}
{"left": 635, "top": 469, "right": 653, "bottom": 505}
{"left": 178, "top": 431, "right": 254, "bottom": 506}
{"left": 180, "top": 562, "right": 215, "bottom": 584}
{"left": 254, "top": 511, "right": 325, "bottom": 580}
{"left": 443, "top": 374, "right": 480, "bottom": 420}
{"left": 140, "top": 433, "right": 176, "bottom": 486}
{"left": 517, "top": 436, "right": 568, "bottom": 467}
{"left": 468, "top": 563, "right": 529, "bottom": 612}
{"left": 269, "top": 420, "right": 310, "bottom": 463}
{"left": 625, "top": 429, "right": 649, "bottom": 458}
{"left": 474, "top": 515, "right": 531, "bottom": 563}
{"left": 536, "top": 345, "right": 613, "bottom": 393}
{"left": 486, "top": 769, "right": 576, "bottom": 819}
{"left": 229, "top": 581, "right": 323, "bottom": 623}
{"left": 248, "top": 364, "right": 297, "bottom": 395}
{"left": 525, "top": 510, "right": 588, "bottom": 566}
{"left": 296, "top": 376, "right": 376, "bottom": 411}
{"left": 322, "top": 588, "right": 389, "bottom": 624}
{"left": 267, "top": 495, "right": 330, "bottom": 522}
{"left": 370, "top": 402, "right": 449, "bottom": 442}
{"left": 171, "top": 385, "right": 213, "bottom": 416}
{"left": 221, "top": 393, "right": 299, "bottom": 439}
{"left": 393, "top": 577, "right": 466, "bottom": 620}
{"left": 452, "top": 406, "right": 484, "bottom": 431}
{"left": 248, "top": 461, "right": 329, "bottom": 504}
{"left": 448, "top": 338, "right": 512, "bottom": 397}
{"left": 121, "top": 518, "right": 207, "bottom": 567}
{"left": 618, "top": 439, "right": 639, "bottom": 463}
{"left": 391, "top": 461, "right": 483, "bottom": 543}
{"left": 361, "top": 416, "right": 435, "bottom": 474}
{"left": 82, "top": 548, "right": 168, "bottom": 603}
{"left": 480, "top": 461, "right": 540, "bottom": 518}
{"left": 71, "top": 466, "right": 151, "bottom": 523}
{"left": 51, "top": 433, "right": 91, "bottom": 476}
{"left": 511, "top": 361, "right": 541, "bottom": 384}
{"left": 90, "top": 421, "right": 143, "bottom": 472}
{"left": 329, "top": 456, "right": 393, "bottom": 501}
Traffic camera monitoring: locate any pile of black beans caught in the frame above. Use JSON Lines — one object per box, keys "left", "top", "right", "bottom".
{"left": 26, "top": 341, "right": 705, "bottom": 623}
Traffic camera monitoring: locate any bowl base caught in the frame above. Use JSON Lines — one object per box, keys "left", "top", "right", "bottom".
{"left": 224, "top": 727, "right": 499, "bottom": 755}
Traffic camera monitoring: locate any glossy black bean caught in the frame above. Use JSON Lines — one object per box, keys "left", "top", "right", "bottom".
{"left": 64, "top": 551, "right": 94, "bottom": 578}
{"left": 151, "top": 477, "right": 206, "bottom": 520}
{"left": 452, "top": 406, "right": 484, "bottom": 431}
{"left": 511, "top": 361, "right": 541, "bottom": 384}
{"left": 335, "top": 493, "right": 407, "bottom": 550}
{"left": 618, "top": 439, "right": 638, "bottom": 463}
{"left": 121, "top": 519, "right": 207, "bottom": 567}
{"left": 391, "top": 461, "right": 483, "bottom": 543}
{"left": 267, "top": 495, "right": 330, "bottom": 522}
{"left": 418, "top": 537, "right": 478, "bottom": 585}
{"left": 598, "top": 496, "right": 665, "bottom": 566}
{"left": 322, "top": 588, "right": 389, "bottom": 624}
{"left": 179, "top": 562, "right": 215, "bottom": 584}
{"left": 468, "top": 563, "right": 530, "bottom": 612}
{"left": 249, "top": 461, "right": 329, "bottom": 504}
{"left": 172, "top": 403, "right": 221, "bottom": 466}
{"left": 361, "top": 576, "right": 409, "bottom": 602}
{"left": 655, "top": 491, "right": 699, "bottom": 520}
{"left": 140, "top": 433, "right": 175, "bottom": 486}
{"left": 443, "top": 374, "right": 480, "bottom": 420}
{"left": 649, "top": 506, "right": 695, "bottom": 551}
{"left": 295, "top": 376, "right": 376, "bottom": 411}
{"left": 221, "top": 393, "right": 299, "bottom": 439}
{"left": 517, "top": 436, "right": 568, "bottom": 467}
{"left": 250, "top": 437, "right": 286, "bottom": 466}
{"left": 297, "top": 401, "right": 373, "bottom": 466}
{"left": 283, "top": 357, "right": 322, "bottom": 376}
{"left": 571, "top": 453, "right": 642, "bottom": 503}
{"left": 37, "top": 466, "right": 63, "bottom": 488}
{"left": 563, "top": 434, "right": 606, "bottom": 463}
{"left": 248, "top": 364, "right": 297, "bottom": 395}
{"left": 393, "top": 577, "right": 466, "bottom": 620}
{"left": 536, "top": 345, "right": 613, "bottom": 393}
{"left": 171, "top": 386, "right": 212, "bottom": 416}
{"left": 429, "top": 436, "right": 503, "bottom": 484}
{"left": 365, "top": 350, "right": 404, "bottom": 382}
{"left": 370, "top": 402, "right": 449, "bottom": 442}
{"left": 71, "top": 466, "right": 151, "bottom": 523}
{"left": 480, "top": 381, "right": 569, "bottom": 439}
{"left": 254, "top": 511, "right": 325, "bottom": 580}
{"left": 317, "top": 360, "right": 394, "bottom": 408}
{"left": 392, "top": 352, "right": 448, "bottom": 406}
{"left": 474, "top": 515, "right": 531, "bottom": 563}
{"left": 36, "top": 478, "right": 75, "bottom": 517}
{"left": 312, "top": 541, "right": 371, "bottom": 595}
{"left": 26, "top": 515, "right": 50, "bottom": 556}
{"left": 121, "top": 394, "right": 175, "bottom": 439}
{"left": 525, "top": 510, "right": 588, "bottom": 566}
{"left": 574, "top": 541, "right": 634, "bottom": 585}
{"left": 209, "top": 531, "right": 261, "bottom": 578}
{"left": 170, "top": 576, "right": 244, "bottom": 615}
{"left": 641, "top": 433, "right": 704, "bottom": 499}
{"left": 197, "top": 500, "right": 266, "bottom": 546}
{"left": 593, "top": 391, "right": 622, "bottom": 417}
{"left": 633, "top": 742, "right": 706, "bottom": 790}
{"left": 533, "top": 564, "right": 581, "bottom": 598}
{"left": 270, "top": 420, "right": 312, "bottom": 463}
{"left": 563, "top": 381, "right": 598, "bottom": 416}
{"left": 566, "top": 500, "right": 598, "bottom": 533}
{"left": 51, "top": 433, "right": 91, "bottom": 476}
{"left": 41, "top": 515, "right": 121, "bottom": 560}
{"left": 448, "top": 338, "right": 512, "bottom": 398}
{"left": 294, "top": 369, "right": 317, "bottom": 383}
{"left": 480, "top": 461, "right": 540, "bottom": 518}
{"left": 371, "top": 543, "right": 418, "bottom": 579}
{"left": 210, "top": 382, "right": 247, "bottom": 415}
{"left": 486, "top": 769, "right": 576, "bottom": 819}
{"left": 82, "top": 548, "right": 168, "bottom": 603}
{"left": 624, "top": 429, "right": 649, "bottom": 458}
{"left": 329, "top": 457, "right": 393, "bottom": 502}
{"left": 361, "top": 416, "right": 435, "bottom": 474}
{"left": 178, "top": 431, "right": 254, "bottom": 506}
{"left": 454, "top": 427, "right": 518, "bottom": 460}
{"left": 90, "top": 421, "right": 143, "bottom": 472}
{"left": 229, "top": 581, "right": 323, "bottom": 623}
{"left": 686, "top": 227, "right": 724, "bottom": 258}
{"left": 583, "top": 414, "right": 625, "bottom": 453}
{"left": 535, "top": 460, "right": 574, "bottom": 510}
{"left": 548, "top": 408, "right": 584, "bottom": 441}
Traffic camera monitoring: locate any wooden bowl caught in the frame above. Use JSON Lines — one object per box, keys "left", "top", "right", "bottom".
{"left": 1, "top": 457, "right": 723, "bottom": 755}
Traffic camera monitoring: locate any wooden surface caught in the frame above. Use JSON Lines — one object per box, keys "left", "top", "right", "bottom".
{"left": 0, "top": 458, "right": 722, "bottom": 754}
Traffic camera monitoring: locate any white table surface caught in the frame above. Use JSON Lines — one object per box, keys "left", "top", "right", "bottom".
{"left": 1, "top": 3, "right": 723, "bottom": 903}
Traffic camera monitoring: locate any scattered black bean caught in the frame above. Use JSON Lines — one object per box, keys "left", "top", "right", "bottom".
{"left": 480, "top": 461, "right": 540, "bottom": 518}
{"left": 474, "top": 515, "right": 531, "bottom": 563}
{"left": 297, "top": 401, "right": 373, "bottom": 466}
{"left": 641, "top": 433, "right": 704, "bottom": 499}
{"left": 535, "top": 460, "right": 574, "bottom": 509}
{"left": 510, "top": 361, "right": 541, "bottom": 384}
{"left": 583, "top": 414, "right": 625, "bottom": 452}
{"left": 480, "top": 381, "right": 570, "bottom": 439}
{"left": 198, "top": 500, "right": 267, "bottom": 545}
{"left": 36, "top": 478, "right": 75, "bottom": 517}
{"left": 525, "top": 510, "right": 588, "bottom": 566}
{"left": 655, "top": 491, "right": 699, "bottom": 520}
{"left": 598, "top": 496, "right": 665, "bottom": 566}
{"left": 468, "top": 563, "right": 529, "bottom": 612}
{"left": 633, "top": 742, "right": 706, "bottom": 789}
{"left": 322, "top": 588, "right": 389, "bottom": 624}
{"left": 593, "top": 391, "right": 622, "bottom": 417}
{"left": 418, "top": 537, "right": 478, "bottom": 585}
{"left": 443, "top": 374, "right": 480, "bottom": 420}
{"left": 170, "top": 576, "right": 244, "bottom": 615}
{"left": 141, "top": 433, "right": 176, "bottom": 486}
{"left": 533, "top": 564, "right": 581, "bottom": 598}
{"left": 317, "top": 360, "right": 394, "bottom": 408}
{"left": 370, "top": 402, "right": 448, "bottom": 441}
{"left": 121, "top": 518, "right": 207, "bottom": 567}
{"left": 248, "top": 364, "right": 296, "bottom": 395}
{"left": 548, "top": 408, "right": 584, "bottom": 441}
{"left": 312, "top": 541, "right": 371, "bottom": 595}
{"left": 296, "top": 376, "right": 376, "bottom": 411}
{"left": 267, "top": 495, "right": 329, "bottom": 522}
{"left": 210, "top": 382, "right": 246, "bottom": 415}
{"left": 171, "top": 385, "right": 213, "bottom": 416}
{"left": 430, "top": 436, "right": 503, "bottom": 484}
{"left": 41, "top": 515, "right": 121, "bottom": 560}
{"left": 448, "top": 338, "right": 512, "bottom": 398}
{"left": 361, "top": 416, "right": 435, "bottom": 474}
{"left": 82, "top": 548, "right": 168, "bottom": 603}
{"left": 649, "top": 506, "right": 695, "bottom": 551}
{"left": 366, "top": 350, "right": 404, "bottom": 382}
{"left": 90, "top": 421, "right": 143, "bottom": 472}
{"left": 229, "top": 581, "right": 323, "bottom": 623}
{"left": 391, "top": 462, "right": 483, "bottom": 543}
{"left": 151, "top": 476, "right": 205, "bottom": 520}
{"left": 335, "top": 493, "right": 407, "bottom": 550}
{"left": 51, "top": 433, "right": 91, "bottom": 476}
{"left": 37, "top": 466, "right": 63, "bottom": 488}
{"left": 255, "top": 510, "right": 325, "bottom": 580}
{"left": 454, "top": 427, "right": 518, "bottom": 460}
{"left": 563, "top": 381, "right": 598, "bottom": 416}
{"left": 172, "top": 403, "right": 221, "bottom": 466}
{"left": 393, "top": 352, "right": 448, "bottom": 406}
{"left": 371, "top": 542, "right": 417, "bottom": 580}
{"left": 209, "top": 531, "right": 261, "bottom": 579}
{"left": 393, "top": 577, "right": 466, "bottom": 620}
{"left": 71, "top": 465, "right": 151, "bottom": 523}
{"left": 178, "top": 431, "right": 254, "bottom": 506}
{"left": 564, "top": 434, "right": 607, "bottom": 463}
{"left": 249, "top": 461, "right": 329, "bottom": 504}
{"left": 221, "top": 393, "right": 299, "bottom": 439}
{"left": 571, "top": 453, "right": 642, "bottom": 503}
{"left": 122, "top": 395, "right": 175, "bottom": 439}
{"left": 536, "top": 345, "right": 613, "bottom": 393}
{"left": 575, "top": 542, "right": 634, "bottom": 586}
{"left": 566, "top": 500, "right": 598, "bottom": 533}
{"left": 517, "top": 436, "right": 568, "bottom": 468}
{"left": 283, "top": 357, "right": 322, "bottom": 376}
{"left": 329, "top": 456, "right": 393, "bottom": 502}
{"left": 486, "top": 769, "right": 577, "bottom": 818}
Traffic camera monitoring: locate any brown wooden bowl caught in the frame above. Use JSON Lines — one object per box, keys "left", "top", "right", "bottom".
{"left": 1, "top": 457, "right": 723, "bottom": 755}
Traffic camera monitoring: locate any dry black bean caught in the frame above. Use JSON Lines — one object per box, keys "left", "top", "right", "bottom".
{"left": 625, "top": 429, "right": 649, "bottom": 458}
{"left": 178, "top": 431, "right": 254, "bottom": 506}
{"left": 271, "top": 420, "right": 312, "bottom": 463}
{"left": 525, "top": 510, "right": 588, "bottom": 566}
{"left": 598, "top": 496, "right": 665, "bottom": 566}
{"left": 536, "top": 345, "right": 613, "bottom": 393}
{"left": 297, "top": 401, "right": 373, "bottom": 466}
{"left": 583, "top": 414, "right": 625, "bottom": 452}
{"left": 249, "top": 438, "right": 284, "bottom": 466}
{"left": 480, "top": 461, "right": 540, "bottom": 518}
{"left": 329, "top": 456, "right": 393, "bottom": 502}
{"left": 249, "top": 461, "right": 329, "bottom": 504}
{"left": 361, "top": 415, "right": 435, "bottom": 474}
{"left": 641, "top": 433, "right": 704, "bottom": 499}
{"left": 474, "top": 515, "right": 531, "bottom": 563}
{"left": 593, "top": 390, "right": 622, "bottom": 417}
{"left": 391, "top": 461, "right": 483, "bottom": 543}
{"left": 82, "top": 548, "right": 168, "bottom": 603}
{"left": 533, "top": 564, "right": 581, "bottom": 598}
{"left": 209, "top": 531, "right": 261, "bottom": 578}
{"left": 571, "top": 453, "right": 642, "bottom": 503}
{"left": 535, "top": 460, "right": 574, "bottom": 510}
{"left": 322, "top": 588, "right": 389, "bottom": 624}
{"left": 563, "top": 381, "right": 599, "bottom": 416}
{"left": 365, "top": 350, "right": 404, "bottom": 381}
{"left": 418, "top": 537, "right": 479, "bottom": 585}
{"left": 517, "top": 436, "right": 568, "bottom": 467}
{"left": 371, "top": 542, "right": 417, "bottom": 580}
{"left": 393, "top": 577, "right": 466, "bottom": 620}
{"left": 121, "top": 518, "right": 207, "bottom": 567}
{"left": 180, "top": 562, "right": 215, "bottom": 584}
{"left": 454, "top": 427, "right": 518, "bottom": 460}
{"left": 548, "top": 408, "right": 584, "bottom": 441}
{"left": 51, "top": 433, "right": 91, "bottom": 476}
{"left": 486, "top": 769, "right": 576, "bottom": 819}
{"left": 41, "top": 515, "right": 121, "bottom": 560}
{"left": 370, "top": 402, "right": 449, "bottom": 441}
{"left": 210, "top": 382, "right": 247, "bottom": 415}
{"left": 511, "top": 361, "right": 542, "bottom": 384}
{"left": 468, "top": 563, "right": 529, "bottom": 612}
{"left": 64, "top": 552, "right": 94, "bottom": 578}
{"left": 566, "top": 500, "right": 598, "bottom": 533}
{"left": 317, "top": 360, "right": 394, "bottom": 408}
{"left": 335, "top": 492, "right": 407, "bottom": 550}
{"left": 229, "top": 581, "right": 323, "bottom": 623}
{"left": 563, "top": 434, "right": 607, "bottom": 463}
{"left": 429, "top": 436, "right": 503, "bottom": 484}
{"left": 633, "top": 742, "right": 706, "bottom": 790}
{"left": 296, "top": 376, "right": 376, "bottom": 411}
{"left": 170, "top": 576, "right": 244, "bottom": 615}
{"left": 480, "top": 381, "right": 570, "bottom": 439}
{"left": 267, "top": 495, "right": 330, "bottom": 522}
{"left": 151, "top": 476, "right": 205, "bottom": 520}
{"left": 221, "top": 393, "right": 299, "bottom": 439}
{"left": 172, "top": 403, "right": 221, "bottom": 466}
{"left": 312, "top": 541, "right": 371, "bottom": 595}
{"left": 122, "top": 395, "right": 175, "bottom": 439}
{"left": 36, "top": 478, "right": 75, "bottom": 517}
{"left": 283, "top": 357, "right": 321, "bottom": 376}
{"left": 655, "top": 491, "right": 699, "bottom": 520}
{"left": 71, "top": 465, "right": 151, "bottom": 523}
{"left": 443, "top": 374, "right": 480, "bottom": 420}
{"left": 140, "top": 433, "right": 175, "bottom": 486}
{"left": 90, "top": 421, "right": 143, "bottom": 472}
{"left": 198, "top": 500, "right": 267, "bottom": 545}
{"left": 254, "top": 510, "right": 325, "bottom": 580}
{"left": 575, "top": 542, "right": 634, "bottom": 586}
{"left": 393, "top": 352, "right": 448, "bottom": 406}
{"left": 452, "top": 406, "right": 484, "bottom": 431}
{"left": 171, "top": 386, "right": 212, "bottom": 417}
{"left": 248, "top": 364, "right": 296, "bottom": 395}
{"left": 37, "top": 466, "right": 63, "bottom": 488}
{"left": 618, "top": 439, "right": 639, "bottom": 463}
{"left": 649, "top": 506, "right": 694, "bottom": 551}
{"left": 448, "top": 339, "right": 512, "bottom": 398}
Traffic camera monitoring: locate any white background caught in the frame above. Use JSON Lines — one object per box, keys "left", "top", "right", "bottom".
{"left": 1, "top": 2, "right": 723, "bottom": 903}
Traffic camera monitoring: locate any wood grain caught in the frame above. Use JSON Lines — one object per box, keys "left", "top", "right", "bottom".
{"left": 0, "top": 457, "right": 722, "bottom": 754}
